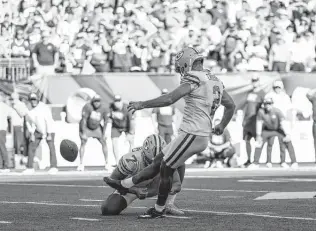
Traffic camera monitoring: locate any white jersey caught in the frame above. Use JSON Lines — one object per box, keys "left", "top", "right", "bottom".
{"left": 180, "top": 69, "right": 225, "bottom": 137}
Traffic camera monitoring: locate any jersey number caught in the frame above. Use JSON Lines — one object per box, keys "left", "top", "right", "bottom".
{"left": 211, "top": 86, "right": 221, "bottom": 116}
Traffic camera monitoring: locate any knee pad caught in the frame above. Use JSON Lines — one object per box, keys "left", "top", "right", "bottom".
{"left": 101, "top": 193, "right": 127, "bottom": 216}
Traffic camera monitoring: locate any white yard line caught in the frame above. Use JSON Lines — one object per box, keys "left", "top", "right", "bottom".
{"left": 79, "top": 199, "right": 103, "bottom": 202}
{"left": 0, "top": 221, "right": 12, "bottom": 224}
{"left": 0, "top": 182, "right": 269, "bottom": 193}
{"left": 181, "top": 209, "right": 316, "bottom": 221}
{"left": 164, "top": 215, "right": 191, "bottom": 219}
{"left": 1, "top": 201, "right": 315, "bottom": 222}
{"left": 0, "top": 201, "right": 98, "bottom": 207}
{"left": 71, "top": 217, "right": 100, "bottom": 221}
{"left": 254, "top": 192, "right": 316, "bottom": 200}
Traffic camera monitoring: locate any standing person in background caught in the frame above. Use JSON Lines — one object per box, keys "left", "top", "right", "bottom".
{"left": 268, "top": 35, "right": 291, "bottom": 73}
{"left": 152, "top": 89, "right": 176, "bottom": 144}
{"left": 9, "top": 92, "right": 24, "bottom": 156}
{"left": 109, "top": 95, "right": 135, "bottom": 165}
{"left": 248, "top": 98, "right": 298, "bottom": 169}
{"left": 79, "top": 94, "right": 109, "bottom": 171}
{"left": 23, "top": 93, "right": 58, "bottom": 174}
{"left": 306, "top": 88, "right": 316, "bottom": 163}
{"left": 10, "top": 92, "right": 30, "bottom": 160}
{"left": 32, "top": 30, "right": 59, "bottom": 76}
{"left": 265, "top": 81, "right": 293, "bottom": 121}
{"left": 0, "top": 92, "right": 12, "bottom": 173}
{"left": 242, "top": 76, "right": 265, "bottom": 167}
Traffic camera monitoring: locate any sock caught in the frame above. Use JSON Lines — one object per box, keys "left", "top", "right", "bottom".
{"left": 121, "top": 178, "right": 134, "bottom": 188}
{"left": 155, "top": 204, "right": 165, "bottom": 212}
{"left": 166, "top": 194, "right": 177, "bottom": 205}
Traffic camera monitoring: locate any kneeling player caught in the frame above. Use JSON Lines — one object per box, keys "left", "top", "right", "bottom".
{"left": 101, "top": 134, "right": 185, "bottom": 216}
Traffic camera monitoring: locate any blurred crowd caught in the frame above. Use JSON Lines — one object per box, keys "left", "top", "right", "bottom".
{"left": 3, "top": 0, "right": 316, "bottom": 74}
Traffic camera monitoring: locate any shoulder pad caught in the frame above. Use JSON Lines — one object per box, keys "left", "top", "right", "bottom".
{"left": 183, "top": 72, "right": 201, "bottom": 85}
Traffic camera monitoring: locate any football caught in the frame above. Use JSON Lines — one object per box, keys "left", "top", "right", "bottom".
{"left": 60, "top": 139, "right": 78, "bottom": 162}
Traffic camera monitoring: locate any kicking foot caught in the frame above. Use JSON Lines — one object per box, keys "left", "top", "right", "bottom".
{"left": 165, "top": 204, "right": 185, "bottom": 216}
{"left": 103, "top": 177, "right": 127, "bottom": 191}
{"left": 138, "top": 207, "right": 165, "bottom": 219}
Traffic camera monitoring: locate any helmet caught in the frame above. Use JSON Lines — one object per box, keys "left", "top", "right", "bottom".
{"left": 175, "top": 47, "right": 204, "bottom": 75}
{"left": 142, "top": 134, "right": 166, "bottom": 165}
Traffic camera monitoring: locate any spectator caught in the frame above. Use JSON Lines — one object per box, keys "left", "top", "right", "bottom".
{"left": 112, "top": 34, "right": 132, "bottom": 72}
{"left": 79, "top": 94, "right": 109, "bottom": 171}
{"left": 0, "top": 13, "right": 15, "bottom": 39}
{"left": 268, "top": 35, "right": 291, "bottom": 72}
{"left": 108, "top": 95, "right": 135, "bottom": 165}
{"left": 203, "top": 119, "right": 236, "bottom": 168}
{"left": 0, "top": 92, "right": 11, "bottom": 173}
{"left": 152, "top": 89, "right": 176, "bottom": 144}
{"left": 248, "top": 97, "right": 298, "bottom": 169}
{"left": 90, "top": 35, "right": 111, "bottom": 72}
{"left": 79, "top": 16, "right": 90, "bottom": 33}
{"left": 265, "top": 80, "right": 293, "bottom": 121}
{"left": 11, "top": 28, "right": 30, "bottom": 58}
{"left": 290, "top": 35, "right": 308, "bottom": 72}
{"left": 32, "top": 30, "right": 59, "bottom": 76}
{"left": 242, "top": 76, "right": 265, "bottom": 167}
{"left": 3, "top": 0, "right": 316, "bottom": 73}
{"left": 23, "top": 93, "right": 58, "bottom": 174}
{"left": 9, "top": 92, "right": 24, "bottom": 156}
{"left": 246, "top": 36, "right": 268, "bottom": 71}
{"left": 68, "top": 33, "right": 92, "bottom": 74}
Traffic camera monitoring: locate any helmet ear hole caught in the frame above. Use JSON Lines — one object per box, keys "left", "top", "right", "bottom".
{"left": 184, "top": 63, "right": 187, "bottom": 68}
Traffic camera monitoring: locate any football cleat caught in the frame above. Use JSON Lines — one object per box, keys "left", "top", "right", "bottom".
{"left": 103, "top": 177, "right": 128, "bottom": 191}
{"left": 138, "top": 207, "right": 165, "bottom": 219}
{"left": 165, "top": 204, "right": 185, "bottom": 216}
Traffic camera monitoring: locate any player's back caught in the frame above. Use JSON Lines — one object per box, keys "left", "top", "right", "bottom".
{"left": 180, "top": 70, "right": 224, "bottom": 137}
